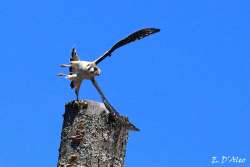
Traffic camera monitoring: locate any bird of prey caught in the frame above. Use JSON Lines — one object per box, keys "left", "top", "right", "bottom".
{"left": 57, "top": 28, "right": 160, "bottom": 107}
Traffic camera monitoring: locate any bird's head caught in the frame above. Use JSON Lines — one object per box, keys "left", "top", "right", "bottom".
{"left": 94, "top": 66, "right": 101, "bottom": 76}
{"left": 87, "top": 63, "right": 101, "bottom": 76}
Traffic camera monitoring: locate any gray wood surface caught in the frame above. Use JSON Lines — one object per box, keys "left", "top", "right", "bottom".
{"left": 57, "top": 100, "right": 138, "bottom": 167}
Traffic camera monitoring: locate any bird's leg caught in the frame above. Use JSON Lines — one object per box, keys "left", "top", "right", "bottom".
{"left": 91, "top": 78, "right": 139, "bottom": 131}
{"left": 91, "top": 78, "right": 118, "bottom": 114}
{"left": 91, "top": 78, "right": 106, "bottom": 101}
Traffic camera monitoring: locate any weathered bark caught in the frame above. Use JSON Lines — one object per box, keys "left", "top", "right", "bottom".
{"left": 57, "top": 100, "right": 139, "bottom": 167}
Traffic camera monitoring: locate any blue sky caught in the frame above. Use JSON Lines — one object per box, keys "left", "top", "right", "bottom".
{"left": 0, "top": 0, "right": 249, "bottom": 166}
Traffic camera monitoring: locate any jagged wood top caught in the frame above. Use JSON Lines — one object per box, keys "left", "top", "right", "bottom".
{"left": 65, "top": 100, "right": 140, "bottom": 131}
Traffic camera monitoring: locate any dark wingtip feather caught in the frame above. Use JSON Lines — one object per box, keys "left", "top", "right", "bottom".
{"left": 152, "top": 28, "right": 160, "bottom": 32}
{"left": 146, "top": 28, "right": 160, "bottom": 34}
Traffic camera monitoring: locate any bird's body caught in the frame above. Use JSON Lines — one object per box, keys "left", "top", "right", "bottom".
{"left": 57, "top": 28, "right": 160, "bottom": 102}
{"left": 71, "top": 61, "right": 101, "bottom": 80}
{"left": 58, "top": 59, "right": 102, "bottom": 100}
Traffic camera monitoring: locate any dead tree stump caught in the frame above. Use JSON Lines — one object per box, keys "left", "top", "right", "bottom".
{"left": 57, "top": 100, "right": 139, "bottom": 167}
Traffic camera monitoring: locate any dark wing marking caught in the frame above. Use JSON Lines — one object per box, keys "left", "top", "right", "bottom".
{"left": 70, "top": 80, "right": 75, "bottom": 89}
{"left": 69, "top": 64, "right": 79, "bottom": 73}
{"left": 94, "top": 28, "right": 160, "bottom": 65}
{"left": 69, "top": 66, "right": 73, "bottom": 73}
{"left": 70, "top": 48, "right": 80, "bottom": 61}
{"left": 69, "top": 48, "right": 80, "bottom": 73}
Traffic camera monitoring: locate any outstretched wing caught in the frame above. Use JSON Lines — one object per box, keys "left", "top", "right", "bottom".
{"left": 69, "top": 48, "right": 80, "bottom": 73}
{"left": 70, "top": 48, "right": 80, "bottom": 61}
{"left": 94, "top": 28, "right": 160, "bottom": 65}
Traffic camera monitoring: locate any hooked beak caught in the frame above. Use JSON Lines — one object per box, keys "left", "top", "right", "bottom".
{"left": 95, "top": 69, "right": 101, "bottom": 75}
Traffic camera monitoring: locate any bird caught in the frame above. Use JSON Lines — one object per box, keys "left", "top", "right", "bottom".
{"left": 57, "top": 28, "right": 160, "bottom": 107}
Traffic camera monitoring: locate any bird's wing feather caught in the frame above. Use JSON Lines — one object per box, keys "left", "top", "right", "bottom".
{"left": 70, "top": 48, "right": 80, "bottom": 61}
{"left": 69, "top": 48, "right": 80, "bottom": 73}
{"left": 94, "top": 28, "right": 160, "bottom": 65}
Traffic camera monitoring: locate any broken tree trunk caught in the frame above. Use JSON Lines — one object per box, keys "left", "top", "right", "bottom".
{"left": 57, "top": 100, "right": 139, "bottom": 167}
